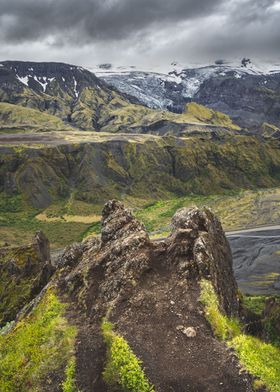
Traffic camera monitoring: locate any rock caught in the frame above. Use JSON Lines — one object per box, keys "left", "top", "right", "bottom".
{"left": 176, "top": 325, "right": 197, "bottom": 338}
{"left": 184, "top": 327, "right": 197, "bottom": 338}
{"left": 167, "top": 207, "right": 239, "bottom": 317}
{"left": 2, "top": 200, "right": 253, "bottom": 392}
{"left": 0, "top": 232, "right": 55, "bottom": 326}
{"left": 33, "top": 230, "right": 50, "bottom": 262}
{"left": 57, "top": 243, "right": 84, "bottom": 268}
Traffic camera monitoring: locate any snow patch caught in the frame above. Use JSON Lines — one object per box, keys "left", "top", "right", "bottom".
{"left": 73, "top": 76, "right": 79, "bottom": 97}
{"left": 34, "top": 76, "right": 48, "bottom": 91}
{"left": 16, "top": 75, "right": 29, "bottom": 86}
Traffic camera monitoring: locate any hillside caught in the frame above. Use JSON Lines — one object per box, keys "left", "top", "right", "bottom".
{"left": 0, "top": 61, "right": 240, "bottom": 135}
{"left": 0, "top": 61, "right": 280, "bottom": 257}
{"left": 1, "top": 132, "right": 280, "bottom": 209}
{"left": 96, "top": 60, "right": 280, "bottom": 130}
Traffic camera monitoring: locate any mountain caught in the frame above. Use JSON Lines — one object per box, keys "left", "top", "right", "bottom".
{"left": 0, "top": 60, "right": 280, "bottom": 250}
{"left": 95, "top": 59, "right": 280, "bottom": 130}
{"left": 0, "top": 60, "right": 241, "bottom": 135}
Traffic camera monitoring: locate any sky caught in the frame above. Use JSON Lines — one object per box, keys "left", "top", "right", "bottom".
{"left": 0, "top": 0, "right": 280, "bottom": 71}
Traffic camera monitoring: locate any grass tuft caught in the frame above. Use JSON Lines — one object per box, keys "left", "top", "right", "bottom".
{"left": 62, "top": 357, "right": 79, "bottom": 392}
{"left": 101, "top": 319, "right": 154, "bottom": 392}
{"left": 199, "top": 279, "right": 240, "bottom": 340}
{"left": 0, "top": 289, "right": 77, "bottom": 392}
{"left": 200, "top": 279, "right": 280, "bottom": 392}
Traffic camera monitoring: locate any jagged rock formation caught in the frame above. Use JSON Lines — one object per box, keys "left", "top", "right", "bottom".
{"left": 169, "top": 207, "right": 239, "bottom": 316}
{"left": 0, "top": 230, "right": 54, "bottom": 326}
{"left": 52, "top": 201, "right": 252, "bottom": 391}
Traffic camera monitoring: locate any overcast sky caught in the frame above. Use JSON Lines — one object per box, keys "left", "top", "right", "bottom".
{"left": 0, "top": 0, "right": 280, "bottom": 70}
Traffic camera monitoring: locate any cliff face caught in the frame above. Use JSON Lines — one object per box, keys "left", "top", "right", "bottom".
{"left": 53, "top": 201, "right": 252, "bottom": 391}
{"left": 0, "top": 231, "right": 54, "bottom": 326}
{"left": 1, "top": 134, "right": 280, "bottom": 209}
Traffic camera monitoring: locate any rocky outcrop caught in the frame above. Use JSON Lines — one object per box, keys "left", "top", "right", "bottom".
{"left": 0, "top": 200, "right": 255, "bottom": 391}
{"left": 0, "top": 231, "right": 54, "bottom": 326}
{"left": 167, "top": 207, "right": 239, "bottom": 316}
{"left": 53, "top": 200, "right": 253, "bottom": 391}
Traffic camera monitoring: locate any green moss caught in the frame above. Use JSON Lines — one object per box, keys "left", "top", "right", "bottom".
{"left": 62, "top": 357, "right": 79, "bottom": 392}
{"left": 230, "top": 336, "right": 280, "bottom": 392}
{"left": 0, "top": 244, "right": 42, "bottom": 326}
{"left": 0, "top": 102, "right": 73, "bottom": 131}
{"left": 82, "top": 221, "right": 101, "bottom": 239}
{"left": 101, "top": 319, "right": 154, "bottom": 392}
{"left": 0, "top": 194, "right": 23, "bottom": 213}
{"left": 243, "top": 295, "right": 269, "bottom": 315}
{"left": 184, "top": 102, "right": 241, "bottom": 130}
{"left": 0, "top": 289, "right": 77, "bottom": 392}
{"left": 200, "top": 279, "right": 280, "bottom": 392}
{"left": 199, "top": 279, "right": 241, "bottom": 340}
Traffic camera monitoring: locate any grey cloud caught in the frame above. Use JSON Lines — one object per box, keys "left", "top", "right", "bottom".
{"left": 0, "top": 0, "right": 223, "bottom": 43}
{"left": 0, "top": 0, "right": 279, "bottom": 68}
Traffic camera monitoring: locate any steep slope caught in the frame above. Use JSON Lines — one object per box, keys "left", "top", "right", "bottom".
{"left": 97, "top": 60, "right": 280, "bottom": 129}
{"left": 0, "top": 102, "right": 74, "bottom": 132}
{"left": 0, "top": 231, "right": 54, "bottom": 326}
{"left": 0, "top": 133, "right": 280, "bottom": 209}
{"left": 0, "top": 61, "right": 241, "bottom": 134}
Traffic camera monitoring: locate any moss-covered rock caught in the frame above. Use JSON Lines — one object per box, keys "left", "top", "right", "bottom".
{"left": 0, "top": 231, "right": 54, "bottom": 326}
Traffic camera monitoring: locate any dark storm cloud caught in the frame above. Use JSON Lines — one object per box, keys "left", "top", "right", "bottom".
{"left": 0, "top": 0, "right": 280, "bottom": 68}
{"left": 0, "top": 0, "right": 223, "bottom": 43}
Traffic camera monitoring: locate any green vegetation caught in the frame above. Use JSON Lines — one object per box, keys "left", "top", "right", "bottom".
{"left": 0, "top": 102, "right": 73, "bottom": 132}
{"left": 2, "top": 187, "right": 280, "bottom": 248}
{"left": 200, "top": 279, "right": 280, "bottom": 392}
{"left": 0, "top": 79, "right": 242, "bottom": 134}
{"left": 101, "top": 319, "right": 154, "bottom": 392}
{"left": 0, "top": 244, "right": 39, "bottom": 326}
{"left": 243, "top": 295, "right": 269, "bottom": 315}
{"left": 0, "top": 289, "right": 77, "bottom": 392}
{"left": 231, "top": 336, "right": 280, "bottom": 392}
{"left": 0, "top": 195, "right": 97, "bottom": 248}
{"left": 136, "top": 187, "right": 280, "bottom": 234}
{"left": 199, "top": 280, "right": 240, "bottom": 340}
{"left": 183, "top": 102, "right": 241, "bottom": 130}
{"left": 62, "top": 357, "right": 79, "bottom": 392}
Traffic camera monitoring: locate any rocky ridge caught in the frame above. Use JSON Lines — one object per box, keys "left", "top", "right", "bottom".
{"left": 49, "top": 201, "right": 252, "bottom": 391}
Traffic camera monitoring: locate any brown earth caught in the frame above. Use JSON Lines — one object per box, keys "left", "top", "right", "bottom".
{"left": 55, "top": 201, "right": 255, "bottom": 392}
